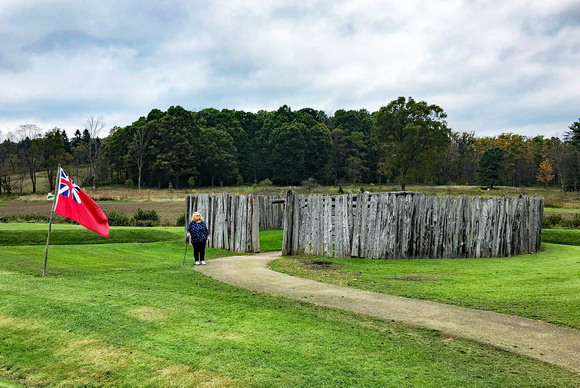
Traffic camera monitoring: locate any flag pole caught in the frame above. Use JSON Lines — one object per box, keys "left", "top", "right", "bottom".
{"left": 43, "top": 165, "right": 61, "bottom": 277}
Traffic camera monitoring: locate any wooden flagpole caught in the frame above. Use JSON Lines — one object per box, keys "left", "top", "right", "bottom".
{"left": 43, "top": 165, "right": 61, "bottom": 277}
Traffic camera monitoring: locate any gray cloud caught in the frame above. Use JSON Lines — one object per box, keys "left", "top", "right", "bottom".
{"left": 0, "top": 0, "right": 578, "bottom": 138}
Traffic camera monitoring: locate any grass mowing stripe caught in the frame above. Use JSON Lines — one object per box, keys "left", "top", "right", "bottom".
{"left": 0, "top": 377, "right": 24, "bottom": 388}
{"left": 1, "top": 240, "right": 579, "bottom": 386}
{"left": 0, "top": 224, "right": 283, "bottom": 249}
{"left": 0, "top": 224, "right": 182, "bottom": 246}
{"left": 0, "top": 314, "right": 232, "bottom": 387}
{"left": 544, "top": 207, "right": 580, "bottom": 213}
{"left": 541, "top": 228, "right": 580, "bottom": 246}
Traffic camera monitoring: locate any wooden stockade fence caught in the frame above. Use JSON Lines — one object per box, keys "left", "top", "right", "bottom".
{"left": 282, "top": 191, "right": 544, "bottom": 259}
{"left": 257, "top": 194, "right": 284, "bottom": 230}
{"left": 185, "top": 194, "right": 284, "bottom": 253}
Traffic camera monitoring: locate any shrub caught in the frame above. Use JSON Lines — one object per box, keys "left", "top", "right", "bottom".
{"left": 131, "top": 208, "right": 160, "bottom": 227}
{"left": 338, "top": 186, "right": 344, "bottom": 194}
{"left": 564, "top": 213, "right": 580, "bottom": 229}
{"left": 188, "top": 177, "right": 196, "bottom": 189}
{"left": 82, "top": 176, "right": 94, "bottom": 187}
{"left": 0, "top": 214, "right": 50, "bottom": 223}
{"left": 259, "top": 179, "right": 273, "bottom": 187}
{"left": 236, "top": 175, "right": 244, "bottom": 186}
{"left": 96, "top": 196, "right": 117, "bottom": 201}
{"left": 302, "top": 178, "right": 318, "bottom": 193}
{"left": 176, "top": 213, "right": 186, "bottom": 227}
{"left": 105, "top": 210, "right": 130, "bottom": 226}
{"left": 543, "top": 213, "right": 564, "bottom": 228}
{"left": 544, "top": 199, "right": 563, "bottom": 209}
{"left": 125, "top": 179, "right": 133, "bottom": 188}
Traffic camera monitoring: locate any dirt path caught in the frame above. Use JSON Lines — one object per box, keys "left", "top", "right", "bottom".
{"left": 196, "top": 251, "right": 580, "bottom": 374}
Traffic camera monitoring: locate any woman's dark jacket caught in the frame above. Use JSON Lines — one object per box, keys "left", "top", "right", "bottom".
{"left": 187, "top": 221, "right": 210, "bottom": 243}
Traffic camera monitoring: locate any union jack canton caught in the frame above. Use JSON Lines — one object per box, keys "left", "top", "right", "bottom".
{"left": 58, "top": 169, "right": 82, "bottom": 204}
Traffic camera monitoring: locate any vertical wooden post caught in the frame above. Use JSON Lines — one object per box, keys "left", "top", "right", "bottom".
{"left": 292, "top": 192, "right": 300, "bottom": 255}
{"left": 321, "top": 195, "right": 330, "bottom": 256}
{"left": 252, "top": 195, "right": 260, "bottom": 253}
{"left": 282, "top": 190, "right": 294, "bottom": 256}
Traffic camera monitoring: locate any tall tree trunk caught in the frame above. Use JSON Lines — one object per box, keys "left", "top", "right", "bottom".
{"left": 29, "top": 169, "right": 37, "bottom": 193}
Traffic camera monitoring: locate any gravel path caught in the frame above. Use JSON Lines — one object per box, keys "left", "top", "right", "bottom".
{"left": 196, "top": 251, "right": 580, "bottom": 374}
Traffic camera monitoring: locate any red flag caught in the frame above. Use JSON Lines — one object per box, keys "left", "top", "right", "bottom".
{"left": 54, "top": 168, "right": 109, "bottom": 238}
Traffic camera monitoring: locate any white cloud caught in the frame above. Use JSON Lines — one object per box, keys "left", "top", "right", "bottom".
{"left": 0, "top": 0, "right": 578, "bottom": 139}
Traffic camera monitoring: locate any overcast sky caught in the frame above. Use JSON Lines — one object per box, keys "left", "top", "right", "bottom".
{"left": 1, "top": 0, "right": 579, "bottom": 140}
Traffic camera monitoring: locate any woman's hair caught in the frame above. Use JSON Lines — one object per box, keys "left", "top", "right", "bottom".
{"left": 192, "top": 212, "right": 203, "bottom": 221}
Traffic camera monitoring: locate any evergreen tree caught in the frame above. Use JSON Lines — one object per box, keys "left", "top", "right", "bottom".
{"left": 476, "top": 147, "right": 505, "bottom": 189}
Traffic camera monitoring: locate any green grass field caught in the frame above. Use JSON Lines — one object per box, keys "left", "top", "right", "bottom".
{"left": 1, "top": 224, "right": 579, "bottom": 386}
{"left": 544, "top": 207, "right": 580, "bottom": 213}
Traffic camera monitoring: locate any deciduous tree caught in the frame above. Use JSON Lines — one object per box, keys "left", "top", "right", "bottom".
{"left": 129, "top": 122, "right": 154, "bottom": 190}
{"left": 43, "top": 128, "right": 72, "bottom": 191}
{"left": 16, "top": 124, "right": 43, "bottom": 193}
{"left": 373, "top": 97, "right": 451, "bottom": 191}
{"left": 537, "top": 158, "right": 555, "bottom": 186}
{"left": 83, "top": 115, "right": 106, "bottom": 186}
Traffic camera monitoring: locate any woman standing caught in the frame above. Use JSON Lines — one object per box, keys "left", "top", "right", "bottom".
{"left": 186, "top": 212, "right": 210, "bottom": 265}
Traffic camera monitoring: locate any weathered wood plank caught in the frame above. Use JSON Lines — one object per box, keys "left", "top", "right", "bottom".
{"left": 282, "top": 191, "right": 294, "bottom": 255}
{"left": 312, "top": 195, "right": 323, "bottom": 255}
{"left": 292, "top": 192, "right": 301, "bottom": 255}
{"left": 350, "top": 193, "right": 361, "bottom": 257}
{"left": 347, "top": 192, "right": 354, "bottom": 254}
{"left": 334, "top": 196, "right": 344, "bottom": 258}
{"left": 252, "top": 195, "right": 260, "bottom": 253}
{"left": 323, "top": 195, "right": 333, "bottom": 256}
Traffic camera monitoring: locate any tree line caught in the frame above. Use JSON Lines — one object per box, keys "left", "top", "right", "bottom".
{"left": 1, "top": 97, "right": 579, "bottom": 195}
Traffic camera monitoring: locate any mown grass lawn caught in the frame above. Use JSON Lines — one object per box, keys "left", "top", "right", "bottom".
{"left": 544, "top": 207, "right": 580, "bottom": 213}
{"left": 0, "top": 224, "right": 579, "bottom": 387}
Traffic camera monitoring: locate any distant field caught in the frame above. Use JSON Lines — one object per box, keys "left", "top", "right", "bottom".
{"left": 4, "top": 185, "right": 580, "bottom": 223}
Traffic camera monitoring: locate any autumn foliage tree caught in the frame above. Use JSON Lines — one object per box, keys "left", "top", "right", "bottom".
{"left": 537, "top": 158, "right": 555, "bottom": 186}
